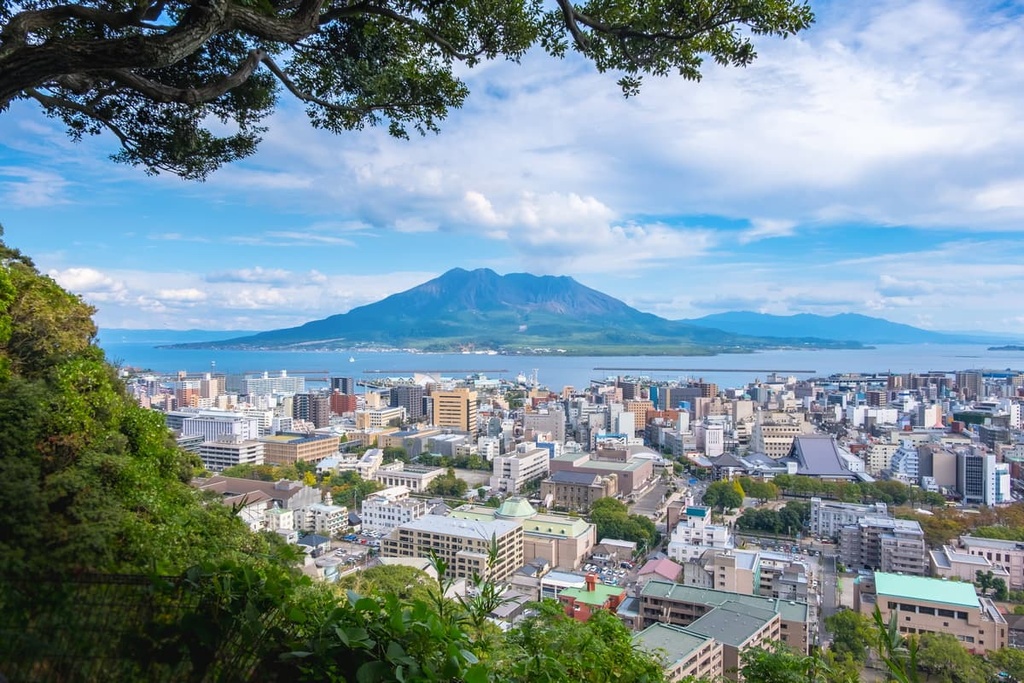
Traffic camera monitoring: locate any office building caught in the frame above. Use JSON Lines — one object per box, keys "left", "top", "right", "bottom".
{"left": 855, "top": 572, "right": 1007, "bottom": 654}
{"left": 431, "top": 388, "right": 479, "bottom": 434}
{"left": 361, "top": 488, "right": 429, "bottom": 533}
{"left": 330, "top": 376, "right": 356, "bottom": 395}
{"left": 958, "top": 536, "right": 1024, "bottom": 590}
{"left": 260, "top": 432, "right": 340, "bottom": 466}
{"left": 242, "top": 370, "right": 305, "bottom": 396}
{"left": 391, "top": 384, "right": 426, "bottom": 422}
{"left": 490, "top": 444, "right": 551, "bottom": 494}
{"left": 198, "top": 435, "right": 264, "bottom": 472}
{"left": 177, "top": 411, "right": 260, "bottom": 442}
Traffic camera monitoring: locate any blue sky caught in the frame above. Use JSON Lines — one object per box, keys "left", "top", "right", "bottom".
{"left": 3, "top": 0, "right": 1024, "bottom": 333}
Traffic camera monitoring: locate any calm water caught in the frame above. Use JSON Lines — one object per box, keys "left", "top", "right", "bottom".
{"left": 96, "top": 340, "right": 1024, "bottom": 391}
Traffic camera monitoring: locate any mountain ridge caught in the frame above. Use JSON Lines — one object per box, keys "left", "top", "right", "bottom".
{"left": 161, "top": 268, "right": 998, "bottom": 353}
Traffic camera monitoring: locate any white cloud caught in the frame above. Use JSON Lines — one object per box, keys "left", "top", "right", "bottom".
{"left": 1, "top": 167, "right": 71, "bottom": 208}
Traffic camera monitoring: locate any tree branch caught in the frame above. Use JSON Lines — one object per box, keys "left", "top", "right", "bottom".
{"left": 327, "top": 4, "right": 488, "bottom": 62}
{"left": 0, "top": 0, "right": 231, "bottom": 106}
{"left": 228, "top": 0, "right": 327, "bottom": 42}
{"left": 259, "top": 53, "right": 412, "bottom": 116}
{"left": 103, "top": 49, "right": 266, "bottom": 105}
{"left": 24, "top": 87, "right": 134, "bottom": 150}
{"left": 554, "top": 0, "right": 591, "bottom": 52}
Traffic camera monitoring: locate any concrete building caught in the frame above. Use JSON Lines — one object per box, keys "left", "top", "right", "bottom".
{"left": 524, "top": 405, "right": 566, "bottom": 443}
{"left": 431, "top": 388, "right": 479, "bottom": 434}
{"left": 634, "top": 623, "right": 724, "bottom": 683}
{"left": 639, "top": 580, "right": 810, "bottom": 658}
{"left": 242, "top": 370, "right": 305, "bottom": 396}
{"left": 490, "top": 444, "right": 550, "bottom": 494}
{"left": 198, "top": 435, "right": 264, "bottom": 472}
{"left": 540, "top": 470, "right": 617, "bottom": 512}
{"left": 260, "top": 432, "right": 340, "bottom": 466}
{"left": 548, "top": 449, "right": 655, "bottom": 497}
{"left": 750, "top": 413, "right": 813, "bottom": 459}
{"left": 391, "top": 384, "right": 426, "bottom": 422}
{"left": 684, "top": 602, "right": 781, "bottom": 681}
{"left": 450, "top": 498, "right": 596, "bottom": 570}
{"left": 959, "top": 536, "right": 1024, "bottom": 590}
{"left": 381, "top": 515, "right": 524, "bottom": 581}
{"left": 855, "top": 572, "right": 1007, "bottom": 654}
{"left": 809, "top": 497, "right": 889, "bottom": 538}
{"left": 193, "top": 475, "right": 320, "bottom": 512}
{"left": 178, "top": 411, "right": 260, "bottom": 442}
{"left": 355, "top": 406, "right": 406, "bottom": 430}
{"left": 373, "top": 462, "right": 446, "bottom": 492}
{"left": 680, "top": 549, "right": 758, "bottom": 594}
{"left": 667, "top": 506, "right": 733, "bottom": 562}
{"left": 930, "top": 545, "right": 1011, "bottom": 585}
{"left": 360, "top": 487, "right": 429, "bottom": 533}
{"left": 296, "top": 502, "right": 349, "bottom": 536}
{"left": 839, "top": 517, "right": 927, "bottom": 575}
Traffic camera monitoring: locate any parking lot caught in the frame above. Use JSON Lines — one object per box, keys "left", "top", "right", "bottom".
{"left": 581, "top": 560, "right": 633, "bottom": 587}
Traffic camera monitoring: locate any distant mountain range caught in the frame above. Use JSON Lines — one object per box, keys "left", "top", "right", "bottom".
{"left": 154, "top": 267, "right": 1011, "bottom": 355}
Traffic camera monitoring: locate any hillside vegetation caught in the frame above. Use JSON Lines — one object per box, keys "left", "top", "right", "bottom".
{"left": 0, "top": 233, "right": 664, "bottom": 681}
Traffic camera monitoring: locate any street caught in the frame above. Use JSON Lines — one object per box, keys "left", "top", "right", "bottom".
{"left": 819, "top": 552, "right": 838, "bottom": 647}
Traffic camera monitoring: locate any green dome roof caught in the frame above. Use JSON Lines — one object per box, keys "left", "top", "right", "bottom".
{"left": 495, "top": 497, "right": 536, "bottom": 519}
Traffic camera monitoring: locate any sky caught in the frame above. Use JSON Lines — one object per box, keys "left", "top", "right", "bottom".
{"left": 2, "top": 0, "right": 1024, "bottom": 334}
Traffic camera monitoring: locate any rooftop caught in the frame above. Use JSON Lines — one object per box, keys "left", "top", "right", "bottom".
{"left": 788, "top": 435, "right": 858, "bottom": 479}
{"left": 685, "top": 601, "right": 777, "bottom": 646}
{"left": 395, "top": 514, "right": 521, "bottom": 541}
{"left": 560, "top": 582, "right": 626, "bottom": 607}
{"left": 633, "top": 623, "right": 713, "bottom": 665}
{"left": 960, "top": 535, "right": 1024, "bottom": 551}
{"left": 545, "top": 470, "right": 604, "bottom": 486}
{"left": 641, "top": 580, "right": 809, "bottom": 623}
{"left": 872, "top": 572, "right": 980, "bottom": 609}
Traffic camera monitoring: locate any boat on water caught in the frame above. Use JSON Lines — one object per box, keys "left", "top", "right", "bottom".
{"left": 349, "top": 356, "right": 355, "bottom": 363}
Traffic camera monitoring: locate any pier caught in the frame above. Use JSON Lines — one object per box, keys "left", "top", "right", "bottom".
{"left": 592, "top": 367, "right": 817, "bottom": 374}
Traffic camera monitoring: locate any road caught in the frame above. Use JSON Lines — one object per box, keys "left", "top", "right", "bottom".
{"left": 819, "top": 553, "right": 838, "bottom": 647}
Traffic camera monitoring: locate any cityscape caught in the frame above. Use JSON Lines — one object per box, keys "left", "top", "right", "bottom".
{"left": 124, "top": 361, "right": 1024, "bottom": 680}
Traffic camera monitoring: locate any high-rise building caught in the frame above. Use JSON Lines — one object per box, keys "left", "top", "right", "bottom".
{"left": 330, "top": 376, "right": 356, "bottom": 394}
{"left": 391, "top": 384, "right": 426, "bottom": 422}
{"left": 430, "top": 388, "right": 478, "bottom": 434}
{"left": 956, "top": 371, "right": 984, "bottom": 401}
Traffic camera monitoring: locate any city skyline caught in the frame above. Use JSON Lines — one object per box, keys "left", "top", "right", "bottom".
{"left": 2, "top": 1, "right": 1024, "bottom": 334}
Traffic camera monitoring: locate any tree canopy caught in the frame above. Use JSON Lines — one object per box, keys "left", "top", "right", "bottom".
{"left": 0, "top": 0, "right": 812, "bottom": 179}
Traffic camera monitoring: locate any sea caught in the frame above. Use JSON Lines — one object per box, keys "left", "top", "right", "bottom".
{"left": 95, "top": 339, "right": 1024, "bottom": 391}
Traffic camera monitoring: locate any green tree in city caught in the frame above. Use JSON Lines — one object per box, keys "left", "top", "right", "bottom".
{"left": 989, "top": 648, "right": 1024, "bottom": 681}
{"left": 426, "top": 468, "right": 468, "bottom": 497}
{"left": 703, "top": 479, "right": 744, "bottom": 512}
{"left": 916, "top": 632, "right": 994, "bottom": 683}
{"left": 824, "top": 609, "right": 874, "bottom": 663}
{"left": 589, "top": 497, "right": 658, "bottom": 548}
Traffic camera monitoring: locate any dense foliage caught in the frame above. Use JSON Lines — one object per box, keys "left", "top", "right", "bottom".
{"left": 735, "top": 501, "right": 809, "bottom": 537}
{"left": 772, "top": 474, "right": 947, "bottom": 507}
{"left": 702, "top": 479, "right": 744, "bottom": 510}
{"left": 427, "top": 466, "right": 470, "bottom": 497}
{"left": 0, "top": 0, "right": 814, "bottom": 178}
{"left": 588, "top": 496, "right": 658, "bottom": 549}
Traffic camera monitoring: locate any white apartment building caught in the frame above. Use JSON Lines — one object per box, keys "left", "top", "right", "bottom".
{"left": 809, "top": 497, "right": 889, "bottom": 538}
{"left": 180, "top": 411, "right": 261, "bottom": 442}
{"left": 361, "top": 488, "right": 429, "bottom": 533}
{"left": 490, "top": 444, "right": 551, "bottom": 494}
{"left": 666, "top": 506, "right": 733, "bottom": 562}
{"left": 373, "top": 462, "right": 446, "bottom": 492}
{"left": 866, "top": 442, "right": 899, "bottom": 475}
{"left": 297, "top": 502, "right": 348, "bottom": 536}
{"left": 198, "top": 435, "right": 264, "bottom": 472}
{"left": 478, "top": 436, "right": 501, "bottom": 461}
{"left": 242, "top": 370, "right": 305, "bottom": 396}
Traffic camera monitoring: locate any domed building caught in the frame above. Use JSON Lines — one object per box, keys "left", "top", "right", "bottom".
{"left": 450, "top": 496, "right": 596, "bottom": 570}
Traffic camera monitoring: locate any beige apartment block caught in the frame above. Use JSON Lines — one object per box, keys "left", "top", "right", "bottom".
{"left": 959, "top": 536, "right": 1024, "bottom": 590}
{"left": 381, "top": 515, "right": 524, "bottom": 581}
{"left": 855, "top": 572, "right": 1007, "bottom": 654}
